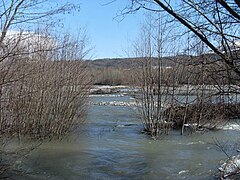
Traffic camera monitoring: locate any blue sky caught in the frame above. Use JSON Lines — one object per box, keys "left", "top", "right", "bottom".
{"left": 61, "top": 0, "right": 145, "bottom": 59}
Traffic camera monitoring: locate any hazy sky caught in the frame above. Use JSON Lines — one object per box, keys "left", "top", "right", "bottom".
{"left": 62, "top": 0, "right": 145, "bottom": 59}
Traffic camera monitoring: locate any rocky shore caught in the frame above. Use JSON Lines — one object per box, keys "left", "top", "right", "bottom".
{"left": 219, "top": 155, "right": 240, "bottom": 179}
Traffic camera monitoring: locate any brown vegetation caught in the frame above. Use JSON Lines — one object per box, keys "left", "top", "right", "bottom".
{"left": 0, "top": 60, "right": 90, "bottom": 139}
{"left": 164, "top": 103, "right": 240, "bottom": 129}
{"left": 126, "top": 10, "right": 240, "bottom": 136}
{"left": 0, "top": 1, "right": 90, "bottom": 177}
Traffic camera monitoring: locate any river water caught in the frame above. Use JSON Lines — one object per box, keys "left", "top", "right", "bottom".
{"left": 16, "top": 94, "right": 240, "bottom": 179}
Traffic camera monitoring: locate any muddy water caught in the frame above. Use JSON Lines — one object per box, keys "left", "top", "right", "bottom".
{"left": 17, "top": 95, "right": 240, "bottom": 179}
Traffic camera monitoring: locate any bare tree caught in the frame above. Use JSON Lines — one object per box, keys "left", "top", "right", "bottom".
{"left": 0, "top": 0, "right": 78, "bottom": 40}
{"left": 132, "top": 14, "right": 178, "bottom": 136}
{"left": 0, "top": 1, "right": 91, "bottom": 178}
{"left": 130, "top": 10, "right": 240, "bottom": 136}
{"left": 124, "top": 0, "right": 240, "bottom": 77}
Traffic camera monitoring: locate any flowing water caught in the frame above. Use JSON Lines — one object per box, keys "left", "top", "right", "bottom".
{"left": 15, "top": 94, "right": 240, "bottom": 179}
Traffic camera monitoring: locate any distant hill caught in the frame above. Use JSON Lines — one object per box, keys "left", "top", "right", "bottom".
{"left": 86, "top": 55, "right": 201, "bottom": 69}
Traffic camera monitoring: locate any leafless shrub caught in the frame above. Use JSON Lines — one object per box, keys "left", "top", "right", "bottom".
{"left": 0, "top": 0, "right": 90, "bottom": 177}
{"left": 0, "top": 32, "right": 91, "bottom": 177}
{"left": 131, "top": 12, "right": 240, "bottom": 136}
{"left": 0, "top": 32, "right": 91, "bottom": 139}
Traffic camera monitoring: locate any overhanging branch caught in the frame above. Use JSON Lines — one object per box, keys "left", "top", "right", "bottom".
{"left": 153, "top": 0, "right": 240, "bottom": 76}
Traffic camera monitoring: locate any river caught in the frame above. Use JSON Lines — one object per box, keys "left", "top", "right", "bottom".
{"left": 15, "top": 94, "right": 240, "bottom": 179}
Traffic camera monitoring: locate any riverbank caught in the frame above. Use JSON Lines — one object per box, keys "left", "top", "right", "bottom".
{"left": 89, "top": 93, "right": 240, "bottom": 132}
{"left": 90, "top": 85, "right": 135, "bottom": 95}
{"left": 90, "top": 85, "right": 240, "bottom": 96}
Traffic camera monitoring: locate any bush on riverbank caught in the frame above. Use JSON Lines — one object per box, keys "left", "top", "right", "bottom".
{"left": 163, "top": 103, "right": 240, "bottom": 130}
{"left": 0, "top": 60, "right": 90, "bottom": 139}
{"left": 0, "top": 25, "right": 91, "bottom": 179}
{"left": 0, "top": 60, "right": 90, "bottom": 179}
